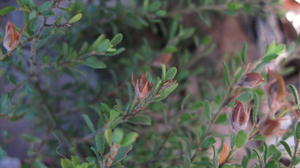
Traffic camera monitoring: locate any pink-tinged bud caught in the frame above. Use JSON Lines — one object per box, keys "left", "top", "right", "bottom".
{"left": 231, "top": 101, "right": 250, "bottom": 132}
{"left": 131, "top": 74, "right": 151, "bottom": 100}
{"left": 3, "top": 21, "right": 21, "bottom": 52}
{"left": 237, "top": 72, "right": 264, "bottom": 88}
{"left": 259, "top": 117, "right": 286, "bottom": 136}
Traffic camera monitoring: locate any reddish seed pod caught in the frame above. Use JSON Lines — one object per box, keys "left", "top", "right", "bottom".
{"left": 259, "top": 117, "right": 286, "bottom": 136}
{"left": 237, "top": 72, "right": 264, "bottom": 88}
{"left": 231, "top": 101, "right": 250, "bottom": 132}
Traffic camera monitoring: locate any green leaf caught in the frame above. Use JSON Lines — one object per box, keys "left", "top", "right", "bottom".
{"left": 179, "top": 28, "right": 195, "bottom": 40}
{"left": 202, "top": 137, "right": 216, "bottom": 148}
{"left": 109, "top": 109, "right": 121, "bottom": 121}
{"left": 289, "top": 85, "right": 300, "bottom": 107}
{"left": 203, "top": 101, "right": 212, "bottom": 120}
{"left": 121, "top": 132, "right": 138, "bottom": 146}
{"left": 110, "top": 33, "right": 123, "bottom": 46}
{"left": 235, "top": 130, "right": 248, "bottom": 148}
{"left": 60, "top": 159, "right": 72, "bottom": 168}
{"left": 70, "top": 156, "right": 80, "bottom": 166}
{"left": 166, "top": 67, "right": 177, "bottom": 80}
{"left": 265, "top": 160, "right": 278, "bottom": 168}
{"left": 95, "top": 39, "right": 111, "bottom": 52}
{"left": 0, "top": 146, "right": 6, "bottom": 159}
{"left": 91, "top": 34, "right": 105, "bottom": 49}
{"left": 180, "top": 113, "right": 194, "bottom": 123}
{"left": 95, "top": 134, "right": 104, "bottom": 154}
{"left": 263, "top": 42, "right": 285, "bottom": 63}
{"left": 68, "top": 13, "right": 82, "bottom": 24}
{"left": 296, "top": 121, "right": 300, "bottom": 139}
{"left": 262, "top": 54, "right": 278, "bottom": 62}
{"left": 21, "top": 134, "right": 41, "bottom": 143}
{"left": 104, "top": 47, "right": 125, "bottom": 56}
{"left": 237, "top": 92, "right": 253, "bottom": 103}
{"left": 38, "top": 1, "right": 53, "bottom": 13}
{"left": 84, "top": 57, "right": 106, "bottom": 69}
{"left": 25, "top": 0, "right": 36, "bottom": 8}
{"left": 223, "top": 62, "right": 231, "bottom": 87}
{"left": 163, "top": 46, "right": 177, "bottom": 53}
{"left": 29, "top": 10, "right": 37, "bottom": 20}
{"left": 114, "top": 145, "right": 132, "bottom": 163}
{"left": 280, "top": 141, "right": 292, "bottom": 157}
{"left": 155, "top": 10, "right": 166, "bottom": 17}
{"left": 0, "top": 6, "right": 15, "bottom": 16}
{"left": 112, "top": 128, "right": 124, "bottom": 144}
{"left": 105, "top": 128, "right": 113, "bottom": 146}
{"left": 267, "top": 145, "right": 281, "bottom": 161}
{"left": 17, "top": 0, "right": 24, "bottom": 6}
{"left": 156, "top": 82, "right": 178, "bottom": 101}
{"left": 169, "top": 19, "right": 179, "bottom": 39}
{"left": 79, "top": 42, "right": 89, "bottom": 55}
{"left": 148, "top": 1, "right": 161, "bottom": 12}
{"left": 227, "top": 2, "right": 243, "bottom": 11}
{"left": 241, "top": 42, "right": 248, "bottom": 64}
{"left": 128, "top": 115, "right": 152, "bottom": 126}
{"left": 143, "top": 0, "right": 149, "bottom": 10}
{"left": 215, "top": 113, "right": 228, "bottom": 125}
{"left": 269, "top": 42, "right": 286, "bottom": 55}
{"left": 161, "top": 64, "right": 167, "bottom": 81}
{"left": 82, "top": 114, "right": 96, "bottom": 133}
{"left": 292, "top": 156, "right": 300, "bottom": 166}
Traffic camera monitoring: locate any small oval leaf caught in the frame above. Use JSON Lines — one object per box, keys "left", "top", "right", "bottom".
{"left": 68, "top": 13, "right": 82, "bottom": 24}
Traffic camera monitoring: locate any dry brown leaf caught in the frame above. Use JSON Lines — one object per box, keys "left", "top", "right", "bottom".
{"left": 219, "top": 143, "right": 230, "bottom": 164}
{"left": 3, "top": 21, "right": 21, "bottom": 52}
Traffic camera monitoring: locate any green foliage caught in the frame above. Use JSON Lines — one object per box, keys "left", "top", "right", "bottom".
{"left": 0, "top": 6, "right": 15, "bottom": 16}
{"left": 68, "top": 13, "right": 82, "bottom": 24}
{"left": 1, "top": 0, "right": 299, "bottom": 168}
{"left": 234, "top": 130, "right": 248, "bottom": 148}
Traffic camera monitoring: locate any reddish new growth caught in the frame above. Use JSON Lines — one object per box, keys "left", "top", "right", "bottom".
{"left": 131, "top": 74, "right": 152, "bottom": 100}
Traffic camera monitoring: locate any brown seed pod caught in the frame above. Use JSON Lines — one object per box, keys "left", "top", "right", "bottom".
{"left": 237, "top": 72, "right": 264, "bottom": 88}
{"left": 259, "top": 117, "right": 286, "bottom": 136}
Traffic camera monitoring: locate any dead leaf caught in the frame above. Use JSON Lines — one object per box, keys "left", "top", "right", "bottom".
{"left": 3, "top": 21, "right": 21, "bottom": 52}
{"left": 219, "top": 143, "right": 230, "bottom": 164}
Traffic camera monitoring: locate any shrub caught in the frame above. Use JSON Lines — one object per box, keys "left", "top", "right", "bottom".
{"left": 0, "top": 0, "right": 299, "bottom": 168}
